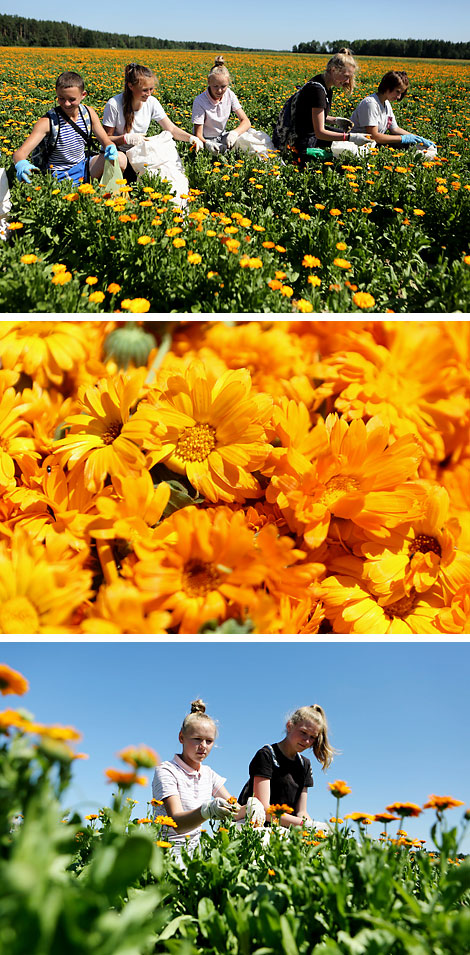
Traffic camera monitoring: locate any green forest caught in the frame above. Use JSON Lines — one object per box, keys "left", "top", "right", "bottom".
{"left": 293, "top": 36, "right": 470, "bottom": 59}
{"left": 0, "top": 12, "right": 468, "bottom": 57}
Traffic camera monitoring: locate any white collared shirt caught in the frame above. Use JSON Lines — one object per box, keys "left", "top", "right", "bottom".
{"left": 191, "top": 88, "right": 241, "bottom": 137}
{"left": 152, "top": 754, "right": 226, "bottom": 841}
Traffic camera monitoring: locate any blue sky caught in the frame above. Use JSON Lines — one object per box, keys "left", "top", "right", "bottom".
{"left": 2, "top": 642, "right": 469, "bottom": 851}
{"left": 5, "top": 0, "right": 470, "bottom": 50}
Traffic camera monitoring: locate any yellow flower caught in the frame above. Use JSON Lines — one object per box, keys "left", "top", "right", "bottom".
{"left": 173, "top": 237, "right": 186, "bottom": 248}
{"left": 336, "top": 242, "right": 347, "bottom": 251}
{"left": 294, "top": 298, "right": 314, "bottom": 313}
{"left": 137, "top": 235, "right": 153, "bottom": 245}
{"left": 51, "top": 271, "right": 72, "bottom": 286}
{"left": 107, "top": 283, "right": 121, "bottom": 294}
{"left": 0, "top": 321, "right": 90, "bottom": 386}
{"left": 20, "top": 254, "right": 38, "bottom": 264}
{"left": 119, "top": 744, "right": 160, "bottom": 769}
{"left": 333, "top": 258, "right": 352, "bottom": 269}
{"left": 240, "top": 256, "right": 263, "bottom": 269}
{"left": 187, "top": 252, "right": 202, "bottom": 264}
{"left": 308, "top": 275, "right": 321, "bottom": 287}
{"left": 166, "top": 226, "right": 183, "bottom": 236}
{"left": 0, "top": 664, "right": 29, "bottom": 696}
{"left": 329, "top": 780, "right": 351, "bottom": 798}
{"left": 52, "top": 370, "right": 161, "bottom": 492}
{"left": 145, "top": 360, "right": 272, "bottom": 503}
{"left": 89, "top": 291, "right": 105, "bottom": 304}
{"left": 124, "top": 298, "right": 151, "bottom": 313}
{"left": 329, "top": 209, "right": 341, "bottom": 216}
{"left": 280, "top": 285, "right": 293, "bottom": 297}
{"left": 352, "top": 291, "right": 375, "bottom": 309}
{"left": 85, "top": 276, "right": 98, "bottom": 285}
{"left": 413, "top": 209, "right": 425, "bottom": 216}
{"left": 7, "top": 222, "right": 24, "bottom": 230}
{"left": 302, "top": 255, "right": 321, "bottom": 268}
{"left": 0, "top": 529, "right": 91, "bottom": 635}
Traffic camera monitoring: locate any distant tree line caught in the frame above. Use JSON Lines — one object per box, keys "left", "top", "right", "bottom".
{"left": 0, "top": 12, "right": 259, "bottom": 50}
{"left": 293, "top": 37, "right": 470, "bottom": 60}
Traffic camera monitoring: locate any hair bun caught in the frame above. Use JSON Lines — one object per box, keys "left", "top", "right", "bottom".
{"left": 190, "top": 698, "right": 206, "bottom": 714}
{"left": 214, "top": 55, "right": 225, "bottom": 66}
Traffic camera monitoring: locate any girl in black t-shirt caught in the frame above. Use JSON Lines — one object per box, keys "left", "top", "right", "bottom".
{"left": 238, "top": 704, "right": 336, "bottom": 830}
{"left": 292, "top": 48, "right": 370, "bottom": 161}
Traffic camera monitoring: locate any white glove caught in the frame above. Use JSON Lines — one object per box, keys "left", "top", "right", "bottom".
{"left": 188, "top": 135, "right": 204, "bottom": 152}
{"left": 245, "top": 796, "right": 266, "bottom": 827}
{"left": 301, "top": 818, "right": 332, "bottom": 832}
{"left": 225, "top": 130, "right": 239, "bottom": 149}
{"left": 124, "top": 133, "right": 146, "bottom": 146}
{"left": 200, "top": 797, "right": 237, "bottom": 820}
{"left": 348, "top": 132, "right": 372, "bottom": 146}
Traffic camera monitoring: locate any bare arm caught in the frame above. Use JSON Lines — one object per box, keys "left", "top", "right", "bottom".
{"left": 102, "top": 122, "right": 128, "bottom": 148}
{"left": 161, "top": 792, "right": 207, "bottom": 834}
{"left": 158, "top": 114, "right": 194, "bottom": 144}
{"left": 13, "top": 116, "right": 49, "bottom": 163}
{"left": 232, "top": 106, "right": 251, "bottom": 136}
{"left": 193, "top": 122, "right": 206, "bottom": 144}
{"left": 87, "top": 106, "right": 114, "bottom": 148}
{"left": 362, "top": 123, "right": 404, "bottom": 145}
{"left": 311, "top": 107, "right": 350, "bottom": 142}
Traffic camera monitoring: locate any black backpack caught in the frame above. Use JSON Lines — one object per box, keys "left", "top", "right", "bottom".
{"left": 31, "top": 104, "right": 93, "bottom": 174}
{"left": 272, "top": 80, "right": 328, "bottom": 151}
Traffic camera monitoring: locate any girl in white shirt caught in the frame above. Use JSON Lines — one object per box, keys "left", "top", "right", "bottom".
{"left": 350, "top": 71, "right": 435, "bottom": 149}
{"left": 192, "top": 56, "right": 251, "bottom": 153}
{"left": 94, "top": 62, "right": 202, "bottom": 179}
{"left": 152, "top": 699, "right": 239, "bottom": 859}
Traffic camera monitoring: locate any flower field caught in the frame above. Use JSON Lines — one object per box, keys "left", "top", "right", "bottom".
{"left": 1, "top": 663, "right": 469, "bottom": 955}
{"left": 1, "top": 48, "right": 470, "bottom": 312}
{"left": 0, "top": 318, "right": 469, "bottom": 635}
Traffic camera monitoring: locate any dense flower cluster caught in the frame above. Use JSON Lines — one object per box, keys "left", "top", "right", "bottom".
{"left": 0, "top": 319, "right": 468, "bottom": 634}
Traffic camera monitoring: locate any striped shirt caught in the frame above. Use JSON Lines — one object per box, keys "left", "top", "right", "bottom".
{"left": 49, "top": 109, "right": 89, "bottom": 171}
{"left": 152, "top": 754, "right": 225, "bottom": 844}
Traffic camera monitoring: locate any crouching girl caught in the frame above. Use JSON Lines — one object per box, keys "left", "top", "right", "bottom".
{"left": 191, "top": 56, "right": 252, "bottom": 153}
{"left": 350, "top": 70, "right": 435, "bottom": 150}
{"left": 152, "top": 699, "right": 240, "bottom": 864}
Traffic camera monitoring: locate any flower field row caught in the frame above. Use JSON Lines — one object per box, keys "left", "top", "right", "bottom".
{"left": 1, "top": 48, "right": 470, "bottom": 311}
{"left": 0, "top": 319, "right": 468, "bottom": 634}
{"left": 1, "top": 663, "right": 469, "bottom": 955}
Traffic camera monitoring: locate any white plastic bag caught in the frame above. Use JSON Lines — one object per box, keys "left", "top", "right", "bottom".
{"left": 235, "top": 128, "right": 276, "bottom": 156}
{"left": 0, "top": 167, "right": 12, "bottom": 241}
{"left": 331, "top": 140, "right": 377, "bottom": 159}
{"left": 126, "top": 131, "right": 189, "bottom": 208}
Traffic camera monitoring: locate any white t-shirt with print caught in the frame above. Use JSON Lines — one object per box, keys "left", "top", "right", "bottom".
{"left": 350, "top": 93, "right": 398, "bottom": 134}
{"left": 191, "top": 88, "right": 241, "bottom": 138}
{"left": 103, "top": 93, "right": 168, "bottom": 150}
{"left": 152, "top": 754, "right": 226, "bottom": 843}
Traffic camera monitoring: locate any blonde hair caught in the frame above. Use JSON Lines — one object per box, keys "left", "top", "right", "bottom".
{"left": 325, "top": 47, "right": 358, "bottom": 91}
{"left": 180, "top": 698, "right": 218, "bottom": 737}
{"left": 208, "top": 55, "right": 231, "bottom": 86}
{"left": 287, "top": 704, "right": 336, "bottom": 770}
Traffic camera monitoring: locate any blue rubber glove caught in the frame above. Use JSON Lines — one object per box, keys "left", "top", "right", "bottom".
{"left": 400, "top": 134, "right": 420, "bottom": 145}
{"left": 104, "top": 144, "right": 118, "bottom": 160}
{"left": 15, "top": 159, "right": 39, "bottom": 183}
{"left": 415, "top": 135, "right": 435, "bottom": 147}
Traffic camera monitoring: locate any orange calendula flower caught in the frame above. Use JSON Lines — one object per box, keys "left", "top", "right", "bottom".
{"left": 132, "top": 505, "right": 267, "bottom": 633}
{"left": 422, "top": 795, "right": 465, "bottom": 811}
{"left": 146, "top": 360, "right": 272, "bottom": 503}
{"left": 105, "top": 769, "right": 148, "bottom": 787}
{"left": 0, "top": 529, "right": 92, "bottom": 635}
{"left": 374, "top": 812, "right": 400, "bottom": 823}
{"left": 154, "top": 815, "right": 178, "bottom": 828}
{"left": 352, "top": 291, "right": 375, "bottom": 309}
{"left": 329, "top": 780, "right": 351, "bottom": 798}
{"left": 34, "top": 723, "right": 82, "bottom": 742}
{"left": 118, "top": 744, "right": 160, "bottom": 769}
{"left": 0, "top": 321, "right": 91, "bottom": 387}
{"left": 0, "top": 664, "right": 29, "bottom": 696}
{"left": 321, "top": 571, "right": 444, "bottom": 635}
{"left": 268, "top": 804, "right": 294, "bottom": 815}
{"left": 267, "top": 414, "right": 423, "bottom": 550}
{"left": 344, "top": 813, "right": 374, "bottom": 824}
{"left": 314, "top": 323, "right": 469, "bottom": 462}
{"left": 435, "top": 583, "right": 470, "bottom": 634}
{"left": 385, "top": 802, "right": 422, "bottom": 817}
{"left": 52, "top": 370, "right": 162, "bottom": 493}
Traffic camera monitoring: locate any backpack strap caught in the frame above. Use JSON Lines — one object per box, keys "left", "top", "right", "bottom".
{"left": 56, "top": 105, "right": 93, "bottom": 148}
{"left": 266, "top": 744, "right": 280, "bottom": 768}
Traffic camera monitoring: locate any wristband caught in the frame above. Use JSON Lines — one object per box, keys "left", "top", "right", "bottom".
{"left": 343, "top": 132, "right": 347, "bottom": 141}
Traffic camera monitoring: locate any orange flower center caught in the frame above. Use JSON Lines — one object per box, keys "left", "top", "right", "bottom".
{"left": 182, "top": 559, "right": 221, "bottom": 596}
{"left": 384, "top": 589, "right": 418, "bottom": 619}
{"left": 321, "top": 475, "right": 359, "bottom": 508}
{"left": 0, "top": 596, "right": 40, "bottom": 634}
{"left": 102, "top": 420, "right": 123, "bottom": 445}
{"left": 408, "top": 534, "right": 441, "bottom": 558}
{"left": 176, "top": 423, "right": 216, "bottom": 462}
